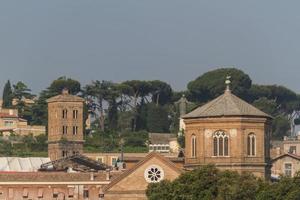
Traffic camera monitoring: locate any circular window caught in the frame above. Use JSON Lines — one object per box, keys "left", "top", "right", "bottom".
{"left": 144, "top": 165, "right": 164, "bottom": 183}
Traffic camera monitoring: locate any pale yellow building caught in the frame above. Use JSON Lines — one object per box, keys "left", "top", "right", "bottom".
{"left": 0, "top": 108, "right": 45, "bottom": 136}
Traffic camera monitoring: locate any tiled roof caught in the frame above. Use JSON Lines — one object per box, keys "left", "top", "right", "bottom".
{"left": 0, "top": 171, "right": 120, "bottom": 182}
{"left": 46, "top": 89, "right": 84, "bottom": 103}
{"left": 182, "top": 90, "right": 271, "bottom": 119}
{"left": 149, "top": 133, "right": 176, "bottom": 145}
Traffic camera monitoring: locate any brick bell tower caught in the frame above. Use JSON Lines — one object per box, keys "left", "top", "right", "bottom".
{"left": 47, "top": 88, "right": 85, "bottom": 161}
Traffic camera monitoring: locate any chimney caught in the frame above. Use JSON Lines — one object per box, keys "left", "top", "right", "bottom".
{"left": 106, "top": 169, "right": 110, "bottom": 181}
{"left": 62, "top": 88, "right": 69, "bottom": 95}
{"left": 90, "top": 172, "right": 94, "bottom": 181}
{"left": 276, "top": 147, "right": 281, "bottom": 156}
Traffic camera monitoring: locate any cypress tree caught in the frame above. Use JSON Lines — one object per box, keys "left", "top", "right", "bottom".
{"left": 2, "top": 80, "right": 13, "bottom": 108}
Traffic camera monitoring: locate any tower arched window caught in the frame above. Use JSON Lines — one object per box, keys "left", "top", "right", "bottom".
{"left": 247, "top": 133, "right": 256, "bottom": 156}
{"left": 213, "top": 130, "right": 229, "bottom": 156}
{"left": 191, "top": 134, "right": 197, "bottom": 158}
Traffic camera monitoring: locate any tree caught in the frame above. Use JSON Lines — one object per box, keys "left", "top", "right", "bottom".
{"left": 149, "top": 80, "right": 173, "bottom": 106}
{"left": 253, "top": 97, "right": 278, "bottom": 116}
{"left": 84, "top": 80, "right": 112, "bottom": 132}
{"left": 187, "top": 68, "right": 252, "bottom": 102}
{"left": 272, "top": 115, "right": 290, "bottom": 139}
{"left": 147, "top": 165, "right": 271, "bottom": 200}
{"left": 2, "top": 80, "right": 13, "bottom": 108}
{"left": 122, "top": 80, "right": 152, "bottom": 131}
{"left": 11, "top": 81, "right": 35, "bottom": 120}
{"left": 146, "top": 103, "right": 170, "bottom": 133}
{"left": 30, "top": 77, "right": 81, "bottom": 126}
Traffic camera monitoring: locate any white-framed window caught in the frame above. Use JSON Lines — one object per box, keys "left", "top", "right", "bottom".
{"left": 213, "top": 130, "right": 229, "bottom": 157}
{"left": 4, "top": 120, "right": 13, "bottom": 127}
{"left": 289, "top": 146, "right": 297, "bottom": 154}
{"left": 111, "top": 157, "right": 118, "bottom": 166}
{"left": 284, "top": 163, "right": 292, "bottom": 177}
{"left": 96, "top": 157, "right": 104, "bottom": 163}
{"left": 247, "top": 133, "right": 256, "bottom": 156}
{"left": 191, "top": 134, "right": 197, "bottom": 158}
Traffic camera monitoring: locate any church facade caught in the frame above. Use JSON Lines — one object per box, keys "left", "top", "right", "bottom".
{"left": 183, "top": 85, "right": 272, "bottom": 178}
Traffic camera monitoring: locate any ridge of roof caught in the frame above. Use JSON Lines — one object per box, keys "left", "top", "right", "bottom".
{"left": 272, "top": 153, "right": 300, "bottom": 162}
{"left": 46, "top": 94, "right": 84, "bottom": 103}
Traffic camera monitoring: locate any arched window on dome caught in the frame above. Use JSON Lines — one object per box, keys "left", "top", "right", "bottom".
{"left": 191, "top": 134, "right": 197, "bottom": 158}
{"left": 213, "top": 130, "right": 229, "bottom": 157}
{"left": 247, "top": 133, "right": 256, "bottom": 156}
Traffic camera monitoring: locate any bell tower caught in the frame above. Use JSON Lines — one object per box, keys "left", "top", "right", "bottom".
{"left": 47, "top": 89, "right": 85, "bottom": 161}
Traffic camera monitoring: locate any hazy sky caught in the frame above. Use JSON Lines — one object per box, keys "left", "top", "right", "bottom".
{"left": 1, "top": 1, "right": 300, "bottom": 94}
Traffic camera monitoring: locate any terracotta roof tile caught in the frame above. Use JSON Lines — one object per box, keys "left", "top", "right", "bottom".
{"left": 182, "top": 90, "right": 272, "bottom": 119}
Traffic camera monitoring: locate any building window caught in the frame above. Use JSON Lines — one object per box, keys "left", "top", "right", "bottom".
{"left": 191, "top": 134, "right": 197, "bottom": 158}
{"left": 73, "top": 110, "right": 78, "bottom": 119}
{"left": 213, "top": 130, "right": 229, "bottom": 157}
{"left": 284, "top": 163, "right": 292, "bottom": 177}
{"left": 62, "top": 109, "right": 68, "bottom": 119}
{"left": 83, "top": 190, "right": 89, "bottom": 198}
{"left": 247, "top": 133, "right": 256, "bottom": 156}
{"left": 111, "top": 157, "right": 118, "bottom": 166}
{"left": 289, "top": 146, "right": 297, "bottom": 154}
{"left": 97, "top": 157, "right": 104, "bottom": 163}
{"left": 73, "top": 126, "right": 78, "bottom": 135}
{"left": 4, "top": 120, "right": 14, "bottom": 127}
{"left": 62, "top": 126, "right": 68, "bottom": 134}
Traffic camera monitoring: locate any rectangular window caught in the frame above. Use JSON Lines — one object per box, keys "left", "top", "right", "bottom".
{"left": 83, "top": 190, "right": 89, "bottom": 198}
{"left": 62, "top": 109, "right": 68, "bottom": 119}
{"left": 73, "top": 110, "right": 78, "bottom": 119}
{"left": 111, "top": 157, "right": 118, "bottom": 166}
{"left": 285, "top": 163, "right": 292, "bottom": 177}
{"left": 97, "top": 157, "right": 103, "bottom": 163}
{"left": 4, "top": 121, "right": 13, "bottom": 127}
{"left": 289, "top": 146, "right": 296, "bottom": 154}
{"left": 63, "top": 126, "right": 68, "bottom": 134}
{"left": 73, "top": 126, "right": 78, "bottom": 135}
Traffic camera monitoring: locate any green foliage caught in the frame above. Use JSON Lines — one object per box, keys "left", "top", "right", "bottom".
{"left": 253, "top": 97, "right": 278, "bottom": 116}
{"left": 146, "top": 103, "right": 170, "bottom": 133}
{"left": 272, "top": 115, "right": 290, "bottom": 139}
{"left": 187, "top": 68, "right": 252, "bottom": 102}
{"left": 84, "top": 130, "right": 148, "bottom": 153}
{"left": 149, "top": 80, "right": 173, "bottom": 105}
{"left": 147, "top": 165, "right": 300, "bottom": 200}
{"left": 2, "top": 80, "right": 13, "bottom": 108}
{"left": 0, "top": 134, "right": 47, "bottom": 157}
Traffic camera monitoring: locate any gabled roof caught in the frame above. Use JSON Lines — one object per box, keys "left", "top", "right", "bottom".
{"left": 103, "top": 152, "right": 182, "bottom": 192}
{"left": 272, "top": 153, "right": 300, "bottom": 162}
{"left": 182, "top": 89, "right": 272, "bottom": 119}
{"left": 46, "top": 89, "right": 84, "bottom": 103}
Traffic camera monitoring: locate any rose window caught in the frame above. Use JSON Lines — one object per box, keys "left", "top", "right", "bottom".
{"left": 144, "top": 165, "right": 164, "bottom": 183}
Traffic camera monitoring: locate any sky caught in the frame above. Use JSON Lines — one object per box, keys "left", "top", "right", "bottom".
{"left": 1, "top": 1, "right": 300, "bottom": 94}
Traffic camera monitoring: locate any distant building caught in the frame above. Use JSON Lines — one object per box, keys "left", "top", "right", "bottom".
{"left": 148, "top": 133, "right": 179, "bottom": 154}
{"left": 272, "top": 153, "right": 300, "bottom": 178}
{"left": 47, "top": 88, "right": 85, "bottom": 161}
{"left": 0, "top": 108, "right": 45, "bottom": 136}
{"left": 182, "top": 80, "right": 273, "bottom": 179}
